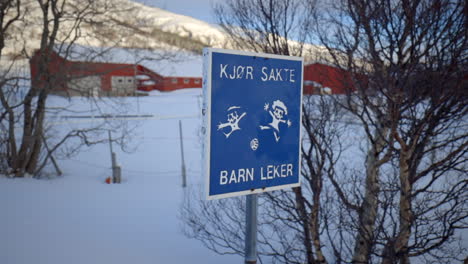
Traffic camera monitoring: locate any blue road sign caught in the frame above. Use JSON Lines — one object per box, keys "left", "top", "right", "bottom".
{"left": 203, "top": 48, "right": 303, "bottom": 199}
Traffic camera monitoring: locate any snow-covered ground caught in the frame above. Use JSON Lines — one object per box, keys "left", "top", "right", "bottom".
{"left": 0, "top": 89, "right": 241, "bottom": 264}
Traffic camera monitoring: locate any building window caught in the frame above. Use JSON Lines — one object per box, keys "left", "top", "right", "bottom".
{"left": 128, "top": 79, "right": 133, "bottom": 83}
{"left": 118, "top": 78, "right": 123, "bottom": 83}
{"left": 194, "top": 79, "right": 200, "bottom": 84}
{"left": 172, "top": 78, "right": 178, "bottom": 84}
{"left": 184, "top": 79, "right": 189, "bottom": 84}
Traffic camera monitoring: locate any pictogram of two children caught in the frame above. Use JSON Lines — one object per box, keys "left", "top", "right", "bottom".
{"left": 217, "top": 100, "right": 291, "bottom": 142}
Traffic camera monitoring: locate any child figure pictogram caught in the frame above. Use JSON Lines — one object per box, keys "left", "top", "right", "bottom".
{"left": 259, "top": 100, "right": 291, "bottom": 142}
{"left": 217, "top": 106, "right": 247, "bottom": 138}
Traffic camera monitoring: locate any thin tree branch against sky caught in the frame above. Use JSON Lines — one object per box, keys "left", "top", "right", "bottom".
{"left": 133, "top": 0, "right": 222, "bottom": 24}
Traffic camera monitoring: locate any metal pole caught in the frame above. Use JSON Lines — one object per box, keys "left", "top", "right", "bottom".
{"left": 114, "top": 165, "right": 121, "bottom": 183}
{"left": 245, "top": 193, "right": 258, "bottom": 264}
{"left": 108, "top": 130, "right": 117, "bottom": 167}
{"left": 108, "top": 130, "right": 114, "bottom": 155}
{"left": 179, "top": 120, "right": 187, "bottom": 187}
{"left": 108, "top": 130, "right": 119, "bottom": 183}
{"left": 111, "top": 152, "right": 117, "bottom": 183}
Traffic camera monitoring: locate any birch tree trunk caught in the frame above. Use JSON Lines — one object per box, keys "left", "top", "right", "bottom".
{"left": 394, "top": 151, "right": 412, "bottom": 264}
{"left": 352, "top": 123, "right": 389, "bottom": 263}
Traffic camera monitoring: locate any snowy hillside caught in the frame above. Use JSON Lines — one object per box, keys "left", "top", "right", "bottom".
{"left": 123, "top": 0, "right": 227, "bottom": 47}
{"left": 3, "top": 0, "right": 228, "bottom": 58}
{"left": 2, "top": 0, "right": 331, "bottom": 64}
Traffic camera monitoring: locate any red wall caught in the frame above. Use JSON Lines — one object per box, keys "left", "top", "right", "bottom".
{"left": 67, "top": 61, "right": 149, "bottom": 91}
{"left": 304, "top": 63, "right": 357, "bottom": 94}
{"left": 30, "top": 50, "right": 69, "bottom": 91}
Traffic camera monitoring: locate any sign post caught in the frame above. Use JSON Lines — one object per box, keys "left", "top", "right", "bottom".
{"left": 245, "top": 194, "right": 258, "bottom": 264}
{"left": 179, "top": 120, "right": 187, "bottom": 188}
{"left": 202, "top": 48, "right": 303, "bottom": 263}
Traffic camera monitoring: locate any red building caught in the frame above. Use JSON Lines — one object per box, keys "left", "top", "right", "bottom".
{"left": 303, "top": 63, "right": 359, "bottom": 95}
{"left": 30, "top": 50, "right": 202, "bottom": 96}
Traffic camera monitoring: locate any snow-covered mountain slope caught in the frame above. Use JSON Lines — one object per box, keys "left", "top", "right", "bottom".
{"left": 123, "top": 0, "right": 227, "bottom": 47}
{"left": 3, "top": 0, "right": 228, "bottom": 58}
{"left": 2, "top": 0, "right": 330, "bottom": 68}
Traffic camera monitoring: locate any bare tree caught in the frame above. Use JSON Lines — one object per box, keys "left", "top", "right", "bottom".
{"left": 315, "top": 0, "right": 468, "bottom": 262}
{"left": 0, "top": 0, "right": 164, "bottom": 178}
{"left": 213, "top": 0, "right": 316, "bottom": 56}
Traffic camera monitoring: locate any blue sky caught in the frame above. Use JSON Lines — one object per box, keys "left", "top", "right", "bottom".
{"left": 133, "top": 0, "right": 222, "bottom": 24}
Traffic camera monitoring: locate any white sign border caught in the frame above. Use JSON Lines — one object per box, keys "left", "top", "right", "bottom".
{"left": 203, "top": 48, "right": 303, "bottom": 200}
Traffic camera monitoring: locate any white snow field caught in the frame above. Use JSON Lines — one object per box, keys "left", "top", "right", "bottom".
{"left": 0, "top": 89, "right": 241, "bottom": 264}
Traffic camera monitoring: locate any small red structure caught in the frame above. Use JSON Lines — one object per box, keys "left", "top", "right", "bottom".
{"left": 30, "top": 50, "right": 202, "bottom": 96}
{"left": 303, "top": 63, "right": 359, "bottom": 94}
